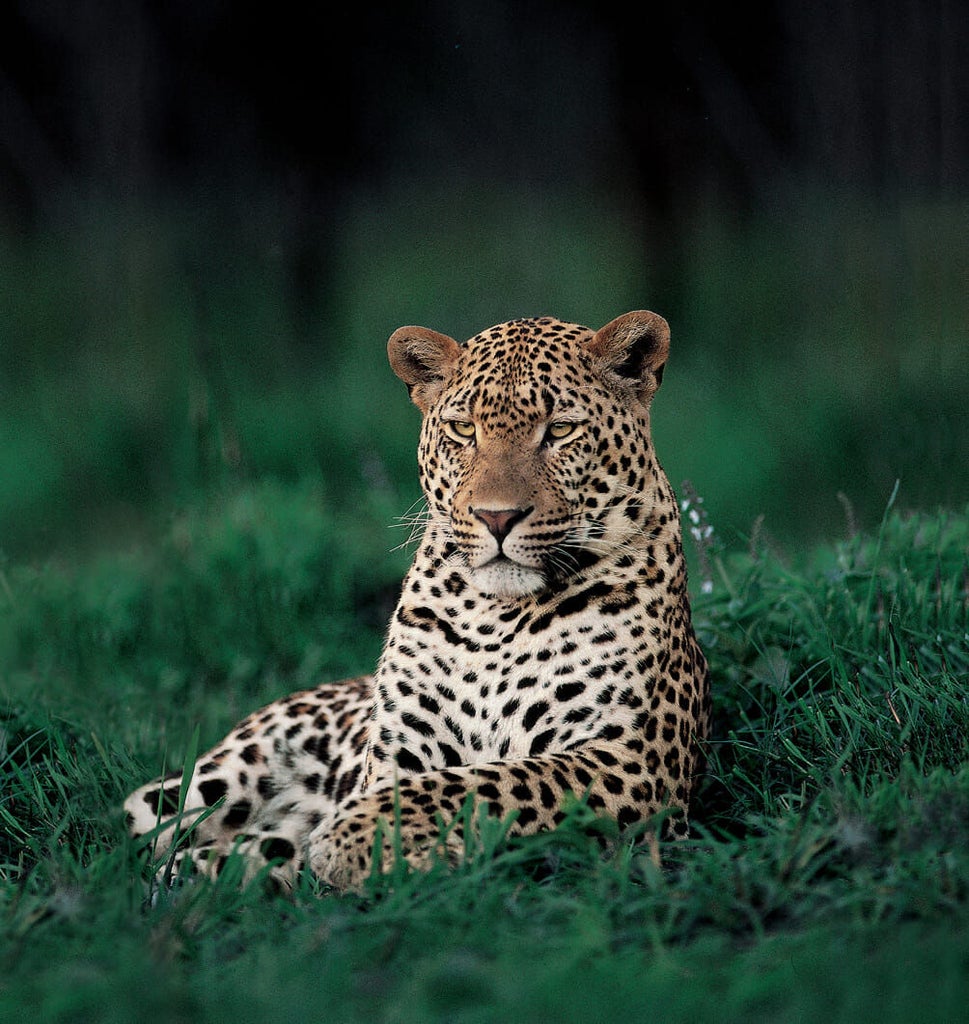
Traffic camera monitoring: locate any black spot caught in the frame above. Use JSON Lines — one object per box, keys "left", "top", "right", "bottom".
{"left": 616, "top": 805, "right": 640, "bottom": 829}
{"left": 199, "top": 778, "right": 228, "bottom": 807}
{"left": 419, "top": 693, "right": 441, "bottom": 714}
{"left": 555, "top": 681, "right": 586, "bottom": 702}
{"left": 223, "top": 800, "right": 252, "bottom": 827}
{"left": 405, "top": 606, "right": 481, "bottom": 652}
{"left": 240, "top": 743, "right": 261, "bottom": 765}
{"left": 143, "top": 785, "right": 180, "bottom": 816}
{"left": 565, "top": 708, "right": 593, "bottom": 729}
{"left": 444, "top": 716, "right": 465, "bottom": 744}
{"left": 529, "top": 728, "right": 557, "bottom": 756}
{"left": 522, "top": 701, "right": 550, "bottom": 732}
{"left": 444, "top": 573, "right": 467, "bottom": 596}
{"left": 317, "top": 733, "right": 335, "bottom": 765}
{"left": 257, "top": 775, "right": 278, "bottom": 800}
{"left": 517, "top": 806, "right": 539, "bottom": 828}
{"left": 335, "top": 765, "right": 363, "bottom": 802}
{"left": 603, "top": 774, "right": 624, "bottom": 795}
{"left": 322, "top": 755, "right": 343, "bottom": 797}
{"left": 396, "top": 748, "right": 424, "bottom": 773}
{"left": 575, "top": 766, "right": 593, "bottom": 787}
{"left": 260, "top": 837, "right": 296, "bottom": 862}
{"left": 633, "top": 779, "right": 655, "bottom": 802}
{"left": 438, "top": 742, "right": 463, "bottom": 767}
{"left": 401, "top": 712, "right": 435, "bottom": 738}
{"left": 527, "top": 582, "right": 611, "bottom": 634}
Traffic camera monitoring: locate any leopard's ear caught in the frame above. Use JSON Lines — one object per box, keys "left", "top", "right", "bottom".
{"left": 585, "top": 310, "right": 670, "bottom": 403}
{"left": 388, "top": 326, "right": 462, "bottom": 412}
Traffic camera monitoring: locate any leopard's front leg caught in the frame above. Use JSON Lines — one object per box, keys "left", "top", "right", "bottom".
{"left": 124, "top": 677, "right": 372, "bottom": 889}
{"left": 308, "top": 745, "right": 686, "bottom": 891}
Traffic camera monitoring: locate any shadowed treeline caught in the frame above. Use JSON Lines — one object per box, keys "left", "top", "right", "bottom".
{"left": 4, "top": 1, "right": 965, "bottom": 226}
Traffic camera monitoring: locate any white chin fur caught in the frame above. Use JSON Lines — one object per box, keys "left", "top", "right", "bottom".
{"left": 471, "top": 563, "right": 545, "bottom": 600}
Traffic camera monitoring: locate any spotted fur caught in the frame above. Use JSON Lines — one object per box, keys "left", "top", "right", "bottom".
{"left": 125, "top": 311, "right": 710, "bottom": 891}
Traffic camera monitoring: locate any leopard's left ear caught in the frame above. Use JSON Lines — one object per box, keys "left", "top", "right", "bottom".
{"left": 585, "top": 310, "right": 670, "bottom": 402}
{"left": 388, "top": 326, "right": 462, "bottom": 413}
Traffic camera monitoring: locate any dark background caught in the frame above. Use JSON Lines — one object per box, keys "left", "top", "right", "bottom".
{"left": 5, "top": 1, "right": 965, "bottom": 231}
{"left": 2, "top": 0, "right": 967, "bottom": 557}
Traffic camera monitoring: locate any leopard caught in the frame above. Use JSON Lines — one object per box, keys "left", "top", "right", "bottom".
{"left": 124, "top": 310, "right": 710, "bottom": 892}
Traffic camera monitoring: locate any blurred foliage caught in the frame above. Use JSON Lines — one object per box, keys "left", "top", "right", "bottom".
{"left": 1, "top": 188, "right": 966, "bottom": 563}
{"left": 0, "top": 479, "right": 403, "bottom": 763}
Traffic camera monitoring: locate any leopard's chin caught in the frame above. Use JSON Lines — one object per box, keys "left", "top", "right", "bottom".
{"left": 471, "top": 559, "right": 546, "bottom": 600}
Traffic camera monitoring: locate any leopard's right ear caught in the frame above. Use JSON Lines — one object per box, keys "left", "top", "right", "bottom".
{"left": 388, "top": 326, "right": 462, "bottom": 412}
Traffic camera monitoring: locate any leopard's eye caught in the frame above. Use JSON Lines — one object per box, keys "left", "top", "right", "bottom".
{"left": 443, "top": 420, "right": 476, "bottom": 443}
{"left": 545, "top": 421, "right": 580, "bottom": 441}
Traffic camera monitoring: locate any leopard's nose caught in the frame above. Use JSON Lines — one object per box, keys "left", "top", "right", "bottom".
{"left": 472, "top": 506, "right": 533, "bottom": 545}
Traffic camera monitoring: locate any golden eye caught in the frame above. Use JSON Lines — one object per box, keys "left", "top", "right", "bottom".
{"left": 444, "top": 420, "right": 476, "bottom": 442}
{"left": 546, "top": 421, "right": 579, "bottom": 441}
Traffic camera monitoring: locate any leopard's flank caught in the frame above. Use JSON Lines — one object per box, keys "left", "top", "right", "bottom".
{"left": 125, "top": 311, "right": 710, "bottom": 891}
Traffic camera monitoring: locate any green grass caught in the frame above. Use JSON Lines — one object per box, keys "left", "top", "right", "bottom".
{"left": 1, "top": 484, "right": 966, "bottom": 1022}
{"left": 1, "top": 191, "right": 967, "bottom": 1018}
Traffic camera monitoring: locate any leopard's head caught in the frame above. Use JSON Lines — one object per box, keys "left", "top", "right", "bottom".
{"left": 388, "top": 311, "right": 671, "bottom": 600}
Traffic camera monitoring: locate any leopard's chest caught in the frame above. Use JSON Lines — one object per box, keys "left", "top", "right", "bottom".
{"left": 371, "top": 584, "right": 657, "bottom": 775}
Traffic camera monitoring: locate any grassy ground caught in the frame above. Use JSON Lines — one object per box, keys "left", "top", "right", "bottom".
{"left": 1, "top": 191, "right": 966, "bottom": 1019}
{"left": 1, "top": 480, "right": 966, "bottom": 1022}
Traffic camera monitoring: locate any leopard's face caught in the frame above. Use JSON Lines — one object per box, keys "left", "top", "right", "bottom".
{"left": 392, "top": 315, "right": 670, "bottom": 600}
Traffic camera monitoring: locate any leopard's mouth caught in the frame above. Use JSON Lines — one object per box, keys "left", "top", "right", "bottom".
{"left": 471, "top": 541, "right": 601, "bottom": 595}
{"left": 488, "top": 553, "right": 519, "bottom": 568}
